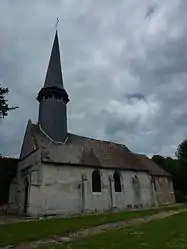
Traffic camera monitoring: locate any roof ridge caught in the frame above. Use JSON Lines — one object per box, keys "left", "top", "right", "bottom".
{"left": 68, "top": 132, "right": 131, "bottom": 149}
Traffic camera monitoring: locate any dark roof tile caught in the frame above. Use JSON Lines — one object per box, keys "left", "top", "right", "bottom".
{"left": 31, "top": 123, "right": 147, "bottom": 171}
{"left": 135, "top": 153, "right": 171, "bottom": 177}
{"left": 30, "top": 122, "right": 170, "bottom": 176}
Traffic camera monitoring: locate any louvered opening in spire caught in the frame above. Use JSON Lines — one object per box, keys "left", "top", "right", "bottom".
{"left": 44, "top": 31, "right": 64, "bottom": 89}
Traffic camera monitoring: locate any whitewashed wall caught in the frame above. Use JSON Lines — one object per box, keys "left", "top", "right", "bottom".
{"left": 8, "top": 149, "right": 41, "bottom": 215}
{"left": 153, "top": 176, "right": 175, "bottom": 205}
{"left": 28, "top": 164, "right": 154, "bottom": 216}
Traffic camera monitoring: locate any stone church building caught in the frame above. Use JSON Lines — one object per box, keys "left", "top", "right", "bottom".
{"left": 9, "top": 31, "right": 175, "bottom": 217}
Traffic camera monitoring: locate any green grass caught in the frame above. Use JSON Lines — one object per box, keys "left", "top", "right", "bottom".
{"left": 0, "top": 204, "right": 186, "bottom": 247}
{"left": 50, "top": 211, "right": 187, "bottom": 249}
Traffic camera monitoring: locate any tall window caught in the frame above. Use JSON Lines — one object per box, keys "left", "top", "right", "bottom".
{"left": 92, "top": 170, "right": 101, "bottom": 192}
{"left": 113, "top": 171, "right": 122, "bottom": 192}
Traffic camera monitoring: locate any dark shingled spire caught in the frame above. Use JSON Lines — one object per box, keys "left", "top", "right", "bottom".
{"left": 37, "top": 31, "right": 69, "bottom": 103}
{"left": 37, "top": 30, "right": 69, "bottom": 142}
{"left": 44, "top": 31, "right": 64, "bottom": 89}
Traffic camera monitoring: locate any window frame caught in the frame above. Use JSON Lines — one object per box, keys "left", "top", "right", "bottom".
{"left": 92, "top": 170, "right": 102, "bottom": 193}
{"left": 113, "top": 171, "right": 122, "bottom": 192}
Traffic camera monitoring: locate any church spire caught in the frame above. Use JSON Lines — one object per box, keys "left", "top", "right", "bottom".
{"left": 37, "top": 30, "right": 69, "bottom": 143}
{"left": 37, "top": 30, "right": 69, "bottom": 103}
{"left": 43, "top": 31, "right": 64, "bottom": 89}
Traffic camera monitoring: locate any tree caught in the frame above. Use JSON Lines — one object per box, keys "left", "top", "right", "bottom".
{"left": 152, "top": 154, "right": 187, "bottom": 202}
{"left": 0, "top": 157, "right": 18, "bottom": 204}
{"left": 0, "top": 86, "right": 18, "bottom": 118}
{"left": 175, "top": 139, "right": 187, "bottom": 164}
{"left": 152, "top": 155, "right": 165, "bottom": 167}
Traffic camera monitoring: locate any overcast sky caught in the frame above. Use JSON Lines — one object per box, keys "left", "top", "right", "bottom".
{"left": 0, "top": 0, "right": 187, "bottom": 158}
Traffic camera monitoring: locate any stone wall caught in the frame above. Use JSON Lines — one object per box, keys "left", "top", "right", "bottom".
{"left": 10, "top": 157, "right": 175, "bottom": 217}
{"left": 8, "top": 149, "right": 41, "bottom": 215}
{"left": 28, "top": 164, "right": 154, "bottom": 216}
{"left": 152, "top": 176, "right": 175, "bottom": 206}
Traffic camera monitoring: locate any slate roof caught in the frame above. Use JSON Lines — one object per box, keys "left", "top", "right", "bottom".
{"left": 135, "top": 153, "right": 171, "bottom": 177}
{"left": 28, "top": 122, "right": 171, "bottom": 177}
{"left": 28, "top": 122, "right": 147, "bottom": 171}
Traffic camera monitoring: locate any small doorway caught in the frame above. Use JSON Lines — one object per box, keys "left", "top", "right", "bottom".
{"left": 24, "top": 178, "right": 29, "bottom": 214}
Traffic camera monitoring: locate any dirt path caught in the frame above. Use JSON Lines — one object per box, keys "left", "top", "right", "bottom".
{"left": 3, "top": 208, "right": 187, "bottom": 249}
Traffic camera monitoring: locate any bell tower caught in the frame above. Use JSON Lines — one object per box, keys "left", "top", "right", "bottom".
{"left": 37, "top": 31, "right": 69, "bottom": 142}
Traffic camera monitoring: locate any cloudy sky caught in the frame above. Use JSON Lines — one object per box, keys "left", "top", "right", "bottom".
{"left": 0, "top": 0, "right": 187, "bottom": 158}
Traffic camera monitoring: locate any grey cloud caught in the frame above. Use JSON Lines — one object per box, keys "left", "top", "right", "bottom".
{"left": 1, "top": 0, "right": 187, "bottom": 158}
{"left": 144, "top": 4, "right": 158, "bottom": 20}
{"left": 127, "top": 94, "right": 146, "bottom": 101}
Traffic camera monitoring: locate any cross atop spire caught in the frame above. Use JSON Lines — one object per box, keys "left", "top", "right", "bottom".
{"left": 55, "top": 17, "right": 59, "bottom": 30}
{"left": 43, "top": 30, "right": 64, "bottom": 89}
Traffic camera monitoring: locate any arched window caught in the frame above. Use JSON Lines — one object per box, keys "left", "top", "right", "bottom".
{"left": 92, "top": 170, "right": 101, "bottom": 192}
{"left": 113, "top": 171, "right": 122, "bottom": 192}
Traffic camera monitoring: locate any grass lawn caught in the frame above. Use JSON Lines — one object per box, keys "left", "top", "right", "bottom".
{"left": 0, "top": 204, "right": 186, "bottom": 247}
{"left": 51, "top": 211, "right": 187, "bottom": 249}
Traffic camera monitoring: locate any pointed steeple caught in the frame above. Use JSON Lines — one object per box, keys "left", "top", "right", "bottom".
{"left": 44, "top": 31, "right": 64, "bottom": 89}
{"left": 37, "top": 30, "right": 69, "bottom": 143}
{"left": 37, "top": 30, "right": 69, "bottom": 103}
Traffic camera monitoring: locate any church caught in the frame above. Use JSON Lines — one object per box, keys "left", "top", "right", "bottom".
{"left": 9, "top": 31, "right": 175, "bottom": 217}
